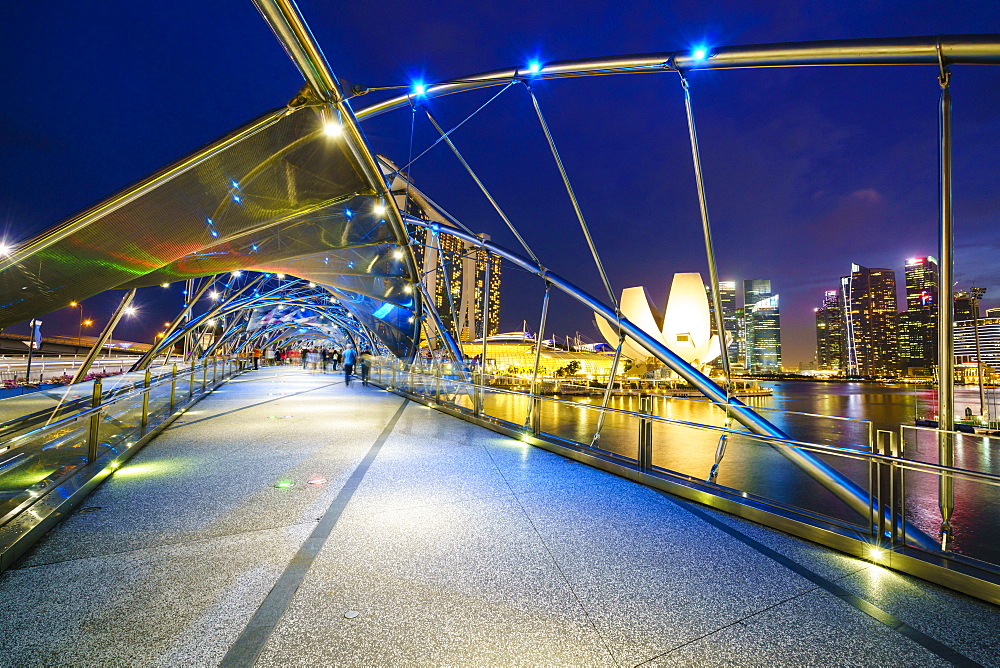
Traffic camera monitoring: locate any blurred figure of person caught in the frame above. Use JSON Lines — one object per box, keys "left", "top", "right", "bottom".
{"left": 252, "top": 347, "right": 261, "bottom": 370}
{"left": 342, "top": 345, "right": 357, "bottom": 386}
{"left": 359, "top": 349, "right": 373, "bottom": 386}
{"left": 265, "top": 348, "right": 276, "bottom": 366}
{"left": 301, "top": 347, "right": 309, "bottom": 369}
{"left": 331, "top": 348, "right": 341, "bottom": 371}
{"left": 321, "top": 348, "right": 330, "bottom": 371}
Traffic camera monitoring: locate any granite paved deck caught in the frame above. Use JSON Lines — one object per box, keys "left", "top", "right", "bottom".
{"left": 0, "top": 367, "right": 996, "bottom": 667}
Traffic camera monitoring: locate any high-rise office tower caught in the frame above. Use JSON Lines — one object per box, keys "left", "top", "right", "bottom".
{"left": 842, "top": 264, "right": 898, "bottom": 377}
{"left": 953, "top": 291, "right": 977, "bottom": 322}
{"left": 743, "top": 279, "right": 781, "bottom": 373}
{"left": 815, "top": 289, "right": 845, "bottom": 371}
{"left": 744, "top": 279, "right": 771, "bottom": 309}
{"left": 708, "top": 281, "right": 739, "bottom": 369}
{"left": 899, "top": 256, "right": 938, "bottom": 371}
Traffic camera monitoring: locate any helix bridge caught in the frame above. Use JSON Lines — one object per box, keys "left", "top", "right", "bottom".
{"left": 1, "top": 0, "right": 1000, "bottom": 621}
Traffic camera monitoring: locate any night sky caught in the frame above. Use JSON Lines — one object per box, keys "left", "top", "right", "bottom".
{"left": 2, "top": 1, "right": 999, "bottom": 365}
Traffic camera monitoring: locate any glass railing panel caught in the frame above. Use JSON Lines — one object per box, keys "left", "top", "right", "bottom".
{"left": 900, "top": 466, "right": 1000, "bottom": 567}
{"left": 900, "top": 426, "right": 1000, "bottom": 472}
{"left": 146, "top": 382, "right": 174, "bottom": 426}
{"left": 649, "top": 416, "right": 868, "bottom": 527}
{"left": 97, "top": 396, "right": 143, "bottom": 457}
{"left": 0, "top": 417, "right": 90, "bottom": 523}
{"left": 539, "top": 398, "right": 599, "bottom": 447}
{"left": 481, "top": 388, "right": 530, "bottom": 427}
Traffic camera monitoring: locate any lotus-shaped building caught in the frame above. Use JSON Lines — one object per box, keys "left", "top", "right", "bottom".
{"left": 597, "top": 273, "right": 721, "bottom": 372}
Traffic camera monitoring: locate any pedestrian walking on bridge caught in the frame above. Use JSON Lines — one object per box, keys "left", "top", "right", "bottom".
{"left": 342, "top": 345, "right": 357, "bottom": 386}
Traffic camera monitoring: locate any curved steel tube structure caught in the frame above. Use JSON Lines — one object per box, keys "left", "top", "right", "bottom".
{"left": 355, "top": 35, "right": 1000, "bottom": 120}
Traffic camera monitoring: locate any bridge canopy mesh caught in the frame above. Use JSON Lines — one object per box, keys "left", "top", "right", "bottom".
{"left": 0, "top": 103, "right": 421, "bottom": 358}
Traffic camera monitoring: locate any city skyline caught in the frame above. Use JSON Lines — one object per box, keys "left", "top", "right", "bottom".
{"left": 1, "top": 2, "right": 998, "bottom": 366}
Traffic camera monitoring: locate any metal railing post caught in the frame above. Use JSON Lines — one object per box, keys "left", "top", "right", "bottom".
{"left": 638, "top": 395, "right": 653, "bottom": 468}
{"left": 892, "top": 429, "right": 906, "bottom": 547}
{"left": 530, "top": 396, "right": 541, "bottom": 435}
{"left": 525, "top": 284, "right": 550, "bottom": 430}
{"left": 874, "top": 430, "right": 893, "bottom": 544}
{"left": 87, "top": 378, "right": 102, "bottom": 463}
{"left": 202, "top": 362, "right": 208, "bottom": 390}
{"left": 140, "top": 368, "right": 151, "bottom": 436}
{"left": 213, "top": 357, "right": 218, "bottom": 384}
{"left": 188, "top": 359, "right": 195, "bottom": 399}
{"left": 170, "top": 364, "right": 178, "bottom": 412}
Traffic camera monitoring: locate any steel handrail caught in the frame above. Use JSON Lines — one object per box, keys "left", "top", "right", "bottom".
{"left": 0, "top": 360, "right": 225, "bottom": 453}
{"left": 385, "top": 365, "right": 1000, "bottom": 490}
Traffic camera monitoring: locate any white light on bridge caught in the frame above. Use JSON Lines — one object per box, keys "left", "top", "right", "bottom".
{"left": 323, "top": 122, "right": 343, "bottom": 137}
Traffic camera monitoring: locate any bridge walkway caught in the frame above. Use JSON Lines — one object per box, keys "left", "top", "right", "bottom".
{"left": 0, "top": 368, "right": 996, "bottom": 666}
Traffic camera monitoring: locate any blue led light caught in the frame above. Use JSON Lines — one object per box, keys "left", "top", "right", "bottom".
{"left": 527, "top": 61, "right": 541, "bottom": 74}
{"left": 231, "top": 180, "right": 240, "bottom": 190}
{"left": 251, "top": 244, "right": 258, "bottom": 251}
{"left": 210, "top": 230, "right": 219, "bottom": 237}
{"left": 345, "top": 208, "right": 353, "bottom": 218}
{"left": 232, "top": 194, "right": 242, "bottom": 204}
{"left": 206, "top": 218, "right": 214, "bottom": 225}
{"left": 692, "top": 47, "right": 708, "bottom": 60}
{"left": 182, "top": 290, "right": 188, "bottom": 296}
{"left": 413, "top": 83, "right": 426, "bottom": 95}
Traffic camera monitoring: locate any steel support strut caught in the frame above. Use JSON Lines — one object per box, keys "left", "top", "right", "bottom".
{"left": 71, "top": 289, "right": 136, "bottom": 384}
{"left": 252, "top": 0, "right": 423, "bottom": 363}
{"left": 936, "top": 48, "right": 955, "bottom": 551}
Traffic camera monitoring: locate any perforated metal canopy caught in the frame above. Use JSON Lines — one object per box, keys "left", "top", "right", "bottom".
{"left": 0, "top": 100, "right": 421, "bottom": 358}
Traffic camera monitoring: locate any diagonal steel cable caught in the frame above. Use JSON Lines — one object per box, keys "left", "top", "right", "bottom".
{"left": 423, "top": 108, "right": 542, "bottom": 267}
{"left": 523, "top": 83, "right": 619, "bottom": 313}
{"left": 389, "top": 81, "right": 515, "bottom": 180}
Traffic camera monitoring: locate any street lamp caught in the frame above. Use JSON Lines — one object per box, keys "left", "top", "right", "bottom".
{"left": 79, "top": 319, "right": 93, "bottom": 348}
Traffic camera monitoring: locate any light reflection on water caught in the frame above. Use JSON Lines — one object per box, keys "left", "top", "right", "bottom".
{"left": 475, "top": 380, "right": 1000, "bottom": 565}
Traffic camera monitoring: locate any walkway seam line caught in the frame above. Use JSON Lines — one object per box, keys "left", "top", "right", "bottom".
{"left": 654, "top": 491, "right": 982, "bottom": 668}
{"left": 480, "top": 445, "right": 620, "bottom": 666}
{"left": 219, "top": 397, "right": 409, "bottom": 668}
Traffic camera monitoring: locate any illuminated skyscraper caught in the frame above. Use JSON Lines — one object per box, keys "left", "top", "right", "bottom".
{"left": 842, "top": 264, "right": 898, "bottom": 377}
{"left": 708, "top": 280, "right": 739, "bottom": 369}
{"left": 899, "top": 256, "right": 938, "bottom": 372}
{"left": 743, "top": 279, "right": 781, "bottom": 373}
{"left": 953, "top": 291, "right": 977, "bottom": 322}
{"left": 815, "top": 289, "right": 845, "bottom": 371}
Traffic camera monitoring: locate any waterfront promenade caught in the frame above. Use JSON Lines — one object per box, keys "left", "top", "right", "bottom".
{"left": 0, "top": 368, "right": 996, "bottom": 666}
